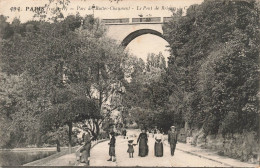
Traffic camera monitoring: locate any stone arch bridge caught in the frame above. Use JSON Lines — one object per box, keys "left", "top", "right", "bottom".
{"left": 101, "top": 17, "right": 171, "bottom": 46}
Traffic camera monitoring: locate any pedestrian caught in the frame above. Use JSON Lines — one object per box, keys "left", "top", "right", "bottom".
{"left": 107, "top": 132, "right": 116, "bottom": 162}
{"left": 56, "top": 139, "right": 60, "bottom": 152}
{"left": 154, "top": 130, "right": 163, "bottom": 157}
{"left": 127, "top": 140, "right": 136, "bottom": 158}
{"left": 168, "top": 126, "right": 178, "bottom": 156}
{"left": 137, "top": 128, "right": 148, "bottom": 157}
{"left": 123, "top": 129, "right": 127, "bottom": 139}
{"left": 80, "top": 125, "right": 92, "bottom": 166}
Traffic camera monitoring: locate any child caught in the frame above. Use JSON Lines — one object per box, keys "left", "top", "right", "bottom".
{"left": 107, "top": 132, "right": 116, "bottom": 162}
{"left": 127, "top": 140, "right": 136, "bottom": 158}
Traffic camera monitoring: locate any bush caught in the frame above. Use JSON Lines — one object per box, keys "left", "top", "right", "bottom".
{"left": 192, "top": 130, "right": 259, "bottom": 163}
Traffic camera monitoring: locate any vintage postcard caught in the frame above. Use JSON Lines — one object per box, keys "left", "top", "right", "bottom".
{"left": 0, "top": 0, "right": 259, "bottom": 167}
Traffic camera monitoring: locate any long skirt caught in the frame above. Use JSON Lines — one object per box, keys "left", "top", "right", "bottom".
{"left": 138, "top": 139, "right": 148, "bottom": 157}
{"left": 81, "top": 143, "right": 91, "bottom": 163}
{"left": 154, "top": 142, "right": 163, "bottom": 157}
{"left": 109, "top": 146, "right": 115, "bottom": 156}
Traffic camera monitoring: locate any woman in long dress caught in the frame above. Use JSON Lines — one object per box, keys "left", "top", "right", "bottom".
{"left": 80, "top": 129, "right": 92, "bottom": 165}
{"left": 137, "top": 129, "right": 148, "bottom": 157}
{"left": 154, "top": 130, "right": 163, "bottom": 157}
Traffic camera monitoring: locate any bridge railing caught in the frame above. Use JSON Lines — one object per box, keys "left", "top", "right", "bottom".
{"left": 101, "top": 18, "right": 130, "bottom": 24}
{"left": 101, "top": 17, "right": 172, "bottom": 24}
{"left": 132, "top": 17, "right": 161, "bottom": 23}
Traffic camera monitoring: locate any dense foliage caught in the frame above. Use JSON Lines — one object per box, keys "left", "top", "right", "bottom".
{"left": 122, "top": 1, "right": 259, "bottom": 138}
{"left": 0, "top": 1, "right": 259, "bottom": 157}
{"left": 0, "top": 14, "right": 127, "bottom": 149}
{"left": 163, "top": 0, "right": 259, "bottom": 136}
{"left": 121, "top": 53, "right": 174, "bottom": 132}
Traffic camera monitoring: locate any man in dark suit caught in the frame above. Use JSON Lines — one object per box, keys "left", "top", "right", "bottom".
{"left": 168, "top": 126, "right": 178, "bottom": 156}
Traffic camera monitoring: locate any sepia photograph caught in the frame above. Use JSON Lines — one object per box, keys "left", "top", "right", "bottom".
{"left": 0, "top": 0, "right": 259, "bottom": 167}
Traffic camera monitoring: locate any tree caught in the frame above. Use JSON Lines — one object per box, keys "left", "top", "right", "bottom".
{"left": 163, "top": 0, "right": 259, "bottom": 135}
{"left": 0, "top": 14, "right": 129, "bottom": 151}
{"left": 0, "top": 71, "right": 44, "bottom": 148}
{"left": 69, "top": 17, "right": 128, "bottom": 138}
{"left": 122, "top": 53, "right": 171, "bottom": 131}
{"left": 0, "top": 15, "right": 14, "bottom": 39}
{"left": 146, "top": 52, "right": 166, "bottom": 71}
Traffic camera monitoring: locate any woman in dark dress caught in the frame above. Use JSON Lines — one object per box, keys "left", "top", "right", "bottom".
{"left": 137, "top": 129, "right": 148, "bottom": 157}
{"left": 80, "top": 127, "right": 92, "bottom": 166}
{"left": 107, "top": 132, "right": 116, "bottom": 162}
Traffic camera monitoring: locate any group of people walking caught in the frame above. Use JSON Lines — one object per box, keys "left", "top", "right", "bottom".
{"left": 132, "top": 126, "right": 177, "bottom": 158}
{"left": 79, "top": 125, "right": 178, "bottom": 166}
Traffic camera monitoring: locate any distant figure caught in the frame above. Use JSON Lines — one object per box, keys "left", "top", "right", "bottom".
{"left": 122, "top": 129, "right": 127, "bottom": 139}
{"left": 80, "top": 126, "right": 92, "bottom": 165}
{"left": 107, "top": 132, "right": 116, "bottom": 162}
{"left": 168, "top": 126, "right": 178, "bottom": 156}
{"left": 56, "top": 139, "right": 61, "bottom": 152}
{"left": 154, "top": 130, "right": 163, "bottom": 157}
{"left": 127, "top": 140, "right": 137, "bottom": 158}
{"left": 137, "top": 129, "right": 148, "bottom": 157}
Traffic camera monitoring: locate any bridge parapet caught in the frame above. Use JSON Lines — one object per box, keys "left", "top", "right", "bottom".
{"left": 101, "top": 17, "right": 172, "bottom": 25}
{"left": 163, "top": 17, "right": 172, "bottom": 22}
{"left": 132, "top": 17, "right": 161, "bottom": 23}
{"left": 102, "top": 18, "right": 129, "bottom": 24}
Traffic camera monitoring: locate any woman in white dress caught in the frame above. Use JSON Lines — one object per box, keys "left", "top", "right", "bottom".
{"left": 154, "top": 130, "right": 164, "bottom": 157}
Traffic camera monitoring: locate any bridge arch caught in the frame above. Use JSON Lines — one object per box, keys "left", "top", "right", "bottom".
{"left": 121, "top": 29, "right": 166, "bottom": 47}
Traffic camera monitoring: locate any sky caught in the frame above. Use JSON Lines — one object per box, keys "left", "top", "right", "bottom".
{"left": 126, "top": 34, "right": 170, "bottom": 62}
{"left": 0, "top": 0, "right": 203, "bottom": 61}
{"left": 0, "top": 0, "right": 203, "bottom": 22}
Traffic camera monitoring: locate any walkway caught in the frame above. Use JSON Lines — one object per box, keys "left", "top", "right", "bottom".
{"left": 90, "top": 136, "right": 224, "bottom": 167}
{"left": 25, "top": 130, "right": 258, "bottom": 167}
{"left": 89, "top": 130, "right": 258, "bottom": 167}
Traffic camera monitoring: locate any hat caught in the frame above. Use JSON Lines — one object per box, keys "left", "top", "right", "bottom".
{"left": 110, "top": 132, "right": 115, "bottom": 136}
{"left": 171, "top": 126, "right": 175, "bottom": 128}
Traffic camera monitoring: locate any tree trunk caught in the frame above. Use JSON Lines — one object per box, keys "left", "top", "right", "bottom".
{"left": 95, "top": 120, "right": 100, "bottom": 139}
{"left": 56, "top": 138, "right": 61, "bottom": 152}
{"left": 184, "top": 121, "right": 189, "bottom": 132}
{"left": 91, "top": 120, "right": 100, "bottom": 140}
{"left": 68, "top": 122, "right": 72, "bottom": 154}
{"left": 36, "top": 133, "right": 42, "bottom": 147}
